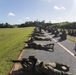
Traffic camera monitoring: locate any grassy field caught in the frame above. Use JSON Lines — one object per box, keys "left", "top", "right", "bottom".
{"left": 66, "top": 29, "right": 76, "bottom": 43}
{"left": 0, "top": 27, "right": 34, "bottom": 75}
{"left": 67, "top": 35, "right": 76, "bottom": 43}
{"left": 58, "top": 29, "right": 76, "bottom": 43}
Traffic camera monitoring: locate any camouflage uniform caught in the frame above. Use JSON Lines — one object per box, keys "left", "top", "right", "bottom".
{"left": 35, "top": 61, "right": 73, "bottom": 75}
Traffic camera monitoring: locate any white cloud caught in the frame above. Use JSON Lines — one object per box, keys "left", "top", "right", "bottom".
{"left": 19, "top": 20, "right": 23, "bottom": 23}
{"left": 17, "top": 20, "right": 24, "bottom": 24}
{"left": 17, "top": 17, "right": 30, "bottom": 24}
{"left": 51, "top": 17, "right": 64, "bottom": 23}
{"left": 44, "top": 20, "right": 49, "bottom": 23}
{"left": 54, "top": 6, "right": 60, "bottom": 10}
{"left": 8, "top": 12, "right": 15, "bottom": 16}
{"left": 24, "top": 17, "right": 30, "bottom": 20}
{"left": 61, "top": 7, "right": 66, "bottom": 10}
{"left": 47, "top": 0, "right": 52, "bottom": 3}
{"left": 54, "top": 6, "right": 66, "bottom": 10}
{"left": 42, "top": 0, "right": 52, "bottom": 3}
{"left": 36, "top": 10, "right": 39, "bottom": 12}
{"left": 57, "top": 17, "right": 62, "bottom": 20}
{"left": 51, "top": 19, "right": 57, "bottom": 23}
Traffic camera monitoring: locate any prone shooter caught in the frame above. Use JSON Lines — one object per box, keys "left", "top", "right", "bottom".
{"left": 8, "top": 56, "right": 73, "bottom": 75}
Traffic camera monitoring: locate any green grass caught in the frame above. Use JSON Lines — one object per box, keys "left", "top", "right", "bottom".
{"left": 0, "top": 27, "right": 34, "bottom": 75}
{"left": 58, "top": 29, "right": 76, "bottom": 43}
{"left": 67, "top": 35, "right": 76, "bottom": 43}
{"left": 65, "top": 29, "right": 76, "bottom": 43}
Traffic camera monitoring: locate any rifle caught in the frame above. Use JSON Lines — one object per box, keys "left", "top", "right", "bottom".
{"left": 44, "top": 43, "right": 54, "bottom": 46}
{"left": 8, "top": 58, "right": 29, "bottom": 63}
{"left": 7, "top": 56, "right": 37, "bottom": 69}
{"left": 7, "top": 58, "right": 31, "bottom": 68}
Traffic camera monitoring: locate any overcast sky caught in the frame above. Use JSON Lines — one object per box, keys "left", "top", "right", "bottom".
{"left": 0, "top": 0, "right": 76, "bottom": 24}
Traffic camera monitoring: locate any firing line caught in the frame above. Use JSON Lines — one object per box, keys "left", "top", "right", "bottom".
{"left": 45, "top": 32, "right": 76, "bottom": 58}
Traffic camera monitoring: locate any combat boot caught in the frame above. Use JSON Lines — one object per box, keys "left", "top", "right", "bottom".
{"left": 61, "top": 71, "right": 73, "bottom": 75}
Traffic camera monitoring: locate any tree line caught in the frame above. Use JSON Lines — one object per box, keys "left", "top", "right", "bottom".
{"left": 54, "top": 22, "right": 76, "bottom": 29}
{"left": 0, "top": 23, "right": 14, "bottom": 28}
{"left": 0, "top": 21, "right": 76, "bottom": 29}
{"left": 0, "top": 20, "right": 52, "bottom": 28}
